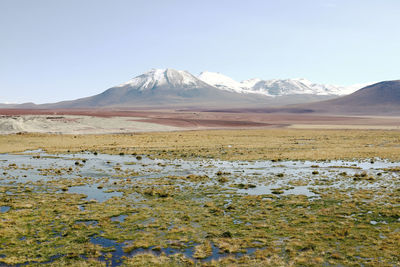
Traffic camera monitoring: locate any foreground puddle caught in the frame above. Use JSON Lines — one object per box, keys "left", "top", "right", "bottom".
{"left": 111, "top": 214, "right": 127, "bottom": 223}
{"left": 236, "top": 184, "right": 319, "bottom": 197}
{"left": 0, "top": 206, "right": 10, "bottom": 213}
{"left": 68, "top": 185, "right": 123, "bottom": 202}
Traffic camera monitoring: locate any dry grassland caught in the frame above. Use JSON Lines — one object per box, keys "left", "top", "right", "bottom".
{"left": 1, "top": 128, "right": 399, "bottom": 266}
{"left": 1, "top": 129, "right": 400, "bottom": 160}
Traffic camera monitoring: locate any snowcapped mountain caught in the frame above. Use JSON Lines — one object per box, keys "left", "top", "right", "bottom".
{"left": 198, "top": 71, "right": 247, "bottom": 93}
{"left": 114, "top": 68, "right": 359, "bottom": 99}
{"left": 44, "top": 68, "right": 272, "bottom": 108}
{"left": 197, "top": 71, "right": 370, "bottom": 96}
{"left": 241, "top": 78, "right": 262, "bottom": 89}
{"left": 41, "top": 68, "right": 372, "bottom": 109}
{"left": 117, "top": 68, "right": 210, "bottom": 91}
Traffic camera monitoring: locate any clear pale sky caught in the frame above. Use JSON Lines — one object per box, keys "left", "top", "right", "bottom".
{"left": 1, "top": 0, "right": 399, "bottom": 104}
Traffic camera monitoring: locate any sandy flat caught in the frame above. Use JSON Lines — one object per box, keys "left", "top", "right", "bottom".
{"left": 0, "top": 115, "right": 180, "bottom": 134}
{"left": 1, "top": 108, "right": 400, "bottom": 134}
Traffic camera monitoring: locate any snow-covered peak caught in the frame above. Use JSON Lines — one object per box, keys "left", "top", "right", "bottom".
{"left": 116, "top": 68, "right": 371, "bottom": 96}
{"left": 198, "top": 71, "right": 246, "bottom": 93}
{"left": 251, "top": 79, "right": 328, "bottom": 96}
{"left": 198, "top": 71, "right": 369, "bottom": 96}
{"left": 241, "top": 78, "right": 262, "bottom": 89}
{"left": 117, "top": 68, "right": 204, "bottom": 90}
{"left": 247, "top": 78, "right": 371, "bottom": 96}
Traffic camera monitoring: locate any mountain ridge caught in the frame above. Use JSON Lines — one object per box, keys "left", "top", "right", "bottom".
{"left": 41, "top": 69, "right": 273, "bottom": 109}
{"left": 1, "top": 68, "right": 375, "bottom": 109}
{"left": 197, "top": 71, "right": 371, "bottom": 96}
{"left": 300, "top": 80, "right": 400, "bottom": 114}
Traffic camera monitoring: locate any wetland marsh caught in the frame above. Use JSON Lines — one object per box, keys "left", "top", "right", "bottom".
{"left": 0, "top": 130, "right": 399, "bottom": 266}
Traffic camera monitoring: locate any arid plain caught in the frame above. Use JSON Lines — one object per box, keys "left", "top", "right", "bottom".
{"left": 1, "top": 108, "right": 400, "bottom": 135}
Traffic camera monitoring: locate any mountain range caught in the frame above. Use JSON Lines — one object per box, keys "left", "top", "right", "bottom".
{"left": 2, "top": 68, "right": 399, "bottom": 115}
{"left": 31, "top": 68, "right": 370, "bottom": 109}
{"left": 197, "top": 71, "right": 367, "bottom": 96}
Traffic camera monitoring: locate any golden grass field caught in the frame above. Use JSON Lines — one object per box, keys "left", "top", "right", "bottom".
{"left": 1, "top": 129, "right": 400, "bottom": 160}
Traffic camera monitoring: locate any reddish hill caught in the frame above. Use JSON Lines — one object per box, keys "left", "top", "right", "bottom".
{"left": 305, "top": 80, "right": 400, "bottom": 114}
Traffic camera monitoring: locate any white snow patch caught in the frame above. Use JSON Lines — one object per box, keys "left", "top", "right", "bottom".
{"left": 116, "top": 68, "right": 204, "bottom": 90}
{"left": 198, "top": 71, "right": 247, "bottom": 93}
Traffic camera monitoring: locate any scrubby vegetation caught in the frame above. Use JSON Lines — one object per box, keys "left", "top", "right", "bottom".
{"left": 0, "top": 129, "right": 399, "bottom": 266}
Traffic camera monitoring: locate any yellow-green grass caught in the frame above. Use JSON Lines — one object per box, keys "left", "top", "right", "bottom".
{"left": 1, "top": 129, "right": 400, "bottom": 160}
{"left": 1, "top": 129, "right": 400, "bottom": 266}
